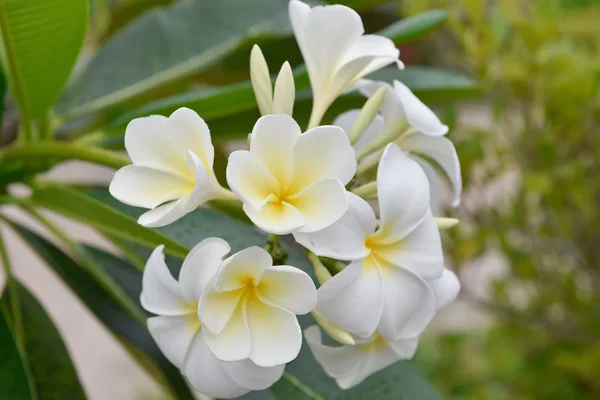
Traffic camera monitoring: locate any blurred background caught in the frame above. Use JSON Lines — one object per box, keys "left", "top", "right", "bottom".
{"left": 2, "top": 0, "right": 598, "bottom": 399}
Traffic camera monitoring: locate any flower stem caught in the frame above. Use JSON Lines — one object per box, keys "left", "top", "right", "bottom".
{"left": 0, "top": 142, "right": 130, "bottom": 169}
{"left": 307, "top": 96, "right": 330, "bottom": 130}
{"left": 352, "top": 181, "right": 378, "bottom": 199}
{"left": 265, "top": 234, "right": 287, "bottom": 265}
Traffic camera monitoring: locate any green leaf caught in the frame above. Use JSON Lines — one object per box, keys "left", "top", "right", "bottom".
{"left": 1, "top": 284, "right": 86, "bottom": 400}
{"left": 379, "top": 10, "right": 448, "bottom": 43}
{"left": 9, "top": 223, "right": 195, "bottom": 400}
{"left": 57, "top": 0, "right": 292, "bottom": 119}
{"left": 87, "top": 187, "right": 441, "bottom": 400}
{"left": 29, "top": 183, "right": 188, "bottom": 259}
{"left": 0, "top": 0, "right": 88, "bottom": 120}
{"left": 0, "top": 306, "right": 33, "bottom": 400}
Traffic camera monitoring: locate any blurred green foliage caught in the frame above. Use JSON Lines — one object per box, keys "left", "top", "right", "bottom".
{"left": 402, "top": 0, "right": 600, "bottom": 399}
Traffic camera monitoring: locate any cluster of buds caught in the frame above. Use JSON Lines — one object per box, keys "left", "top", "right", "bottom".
{"left": 109, "top": 1, "right": 462, "bottom": 397}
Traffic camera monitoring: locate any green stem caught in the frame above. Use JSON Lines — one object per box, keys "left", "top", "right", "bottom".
{"left": 307, "top": 96, "right": 330, "bottom": 130}
{"left": 35, "top": 111, "right": 53, "bottom": 141}
{"left": 0, "top": 142, "right": 130, "bottom": 169}
{"left": 0, "top": 226, "right": 24, "bottom": 349}
{"left": 18, "top": 203, "right": 146, "bottom": 324}
{"left": 356, "top": 148, "right": 384, "bottom": 176}
{"left": 352, "top": 181, "right": 378, "bottom": 199}
{"left": 265, "top": 234, "right": 287, "bottom": 265}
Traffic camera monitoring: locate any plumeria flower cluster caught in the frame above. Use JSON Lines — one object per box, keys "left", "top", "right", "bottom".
{"left": 109, "top": 1, "right": 462, "bottom": 397}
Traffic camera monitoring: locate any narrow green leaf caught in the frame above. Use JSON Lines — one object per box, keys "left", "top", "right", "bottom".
{"left": 0, "top": 0, "right": 88, "bottom": 120}
{"left": 87, "top": 187, "right": 442, "bottom": 400}
{"left": 9, "top": 223, "right": 195, "bottom": 400}
{"left": 1, "top": 284, "right": 86, "bottom": 400}
{"left": 0, "top": 307, "right": 33, "bottom": 400}
{"left": 29, "top": 183, "right": 188, "bottom": 259}
{"left": 57, "top": 0, "right": 292, "bottom": 119}
{"left": 379, "top": 10, "right": 448, "bottom": 43}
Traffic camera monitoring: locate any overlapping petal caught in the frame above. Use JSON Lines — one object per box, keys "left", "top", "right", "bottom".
{"left": 140, "top": 246, "right": 186, "bottom": 316}
{"left": 147, "top": 315, "right": 198, "bottom": 369}
{"left": 215, "top": 247, "right": 272, "bottom": 291}
{"left": 393, "top": 81, "right": 448, "bottom": 136}
{"left": 430, "top": 268, "right": 461, "bottom": 312}
{"left": 257, "top": 266, "right": 317, "bottom": 314}
{"left": 287, "top": 179, "right": 348, "bottom": 233}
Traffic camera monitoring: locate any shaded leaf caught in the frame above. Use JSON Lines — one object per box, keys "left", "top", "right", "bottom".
{"left": 379, "top": 10, "right": 448, "bottom": 43}
{"left": 0, "top": 306, "right": 33, "bottom": 400}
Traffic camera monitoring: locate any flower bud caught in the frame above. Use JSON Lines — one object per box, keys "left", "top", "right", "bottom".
{"left": 312, "top": 310, "right": 355, "bottom": 346}
{"left": 250, "top": 45, "right": 273, "bottom": 115}
{"left": 435, "top": 217, "right": 459, "bottom": 229}
{"left": 273, "top": 61, "right": 295, "bottom": 116}
{"left": 348, "top": 86, "right": 386, "bottom": 145}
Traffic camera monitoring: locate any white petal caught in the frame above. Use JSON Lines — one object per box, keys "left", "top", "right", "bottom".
{"left": 199, "top": 288, "right": 245, "bottom": 334}
{"left": 179, "top": 237, "right": 231, "bottom": 303}
{"left": 334, "top": 109, "right": 387, "bottom": 153}
{"left": 316, "top": 259, "right": 384, "bottom": 338}
{"left": 257, "top": 265, "right": 317, "bottom": 314}
{"left": 226, "top": 150, "right": 280, "bottom": 209}
{"left": 243, "top": 201, "right": 305, "bottom": 235}
{"left": 393, "top": 81, "right": 448, "bottom": 136}
{"left": 345, "top": 338, "right": 401, "bottom": 388}
{"left": 301, "top": 4, "right": 364, "bottom": 94}
{"left": 220, "top": 358, "right": 285, "bottom": 391}
{"left": 185, "top": 150, "right": 224, "bottom": 207}
{"left": 183, "top": 333, "right": 249, "bottom": 398}
{"left": 250, "top": 114, "right": 300, "bottom": 188}
{"left": 109, "top": 165, "right": 192, "bottom": 209}
{"left": 411, "top": 155, "right": 444, "bottom": 213}
{"left": 246, "top": 295, "right": 302, "bottom": 367}
{"left": 289, "top": 125, "right": 356, "bottom": 193}
{"left": 402, "top": 134, "right": 462, "bottom": 206}
{"left": 355, "top": 79, "right": 404, "bottom": 125}
{"left": 137, "top": 196, "right": 190, "bottom": 228}
{"left": 293, "top": 192, "right": 374, "bottom": 261}
{"left": 377, "top": 264, "right": 436, "bottom": 340}
{"left": 374, "top": 210, "right": 443, "bottom": 280}
{"left": 429, "top": 268, "right": 460, "bottom": 312}
{"left": 166, "top": 107, "right": 215, "bottom": 169}
{"left": 140, "top": 246, "right": 187, "bottom": 316}
{"left": 288, "top": 0, "right": 311, "bottom": 53}
{"left": 216, "top": 247, "right": 272, "bottom": 291}
{"left": 304, "top": 326, "right": 363, "bottom": 382}
{"left": 203, "top": 304, "right": 251, "bottom": 362}
{"left": 376, "top": 143, "right": 430, "bottom": 241}
{"left": 147, "top": 315, "right": 199, "bottom": 369}
{"left": 388, "top": 337, "right": 419, "bottom": 359}
{"left": 124, "top": 115, "right": 188, "bottom": 177}
{"left": 288, "top": 179, "right": 348, "bottom": 233}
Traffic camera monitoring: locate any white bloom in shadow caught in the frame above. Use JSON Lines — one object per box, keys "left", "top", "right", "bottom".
{"left": 199, "top": 246, "right": 317, "bottom": 367}
{"left": 305, "top": 268, "right": 460, "bottom": 389}
{"left": 110, "top": 108, "right": 229, "bottom": 227}
{"left": 295, "top": 144, "right": 443, "bottom": 339}
{"left": 289, "top": 0, "right": 402, "bottom": 126}
{"left": 226, "top": 114, "right": 356, "bottom": 235}
{"left": 140, "top": 240, "right": 284, "bottom": 398}
{"left": 335, "top": 79, "right": 462, "bottom": 208}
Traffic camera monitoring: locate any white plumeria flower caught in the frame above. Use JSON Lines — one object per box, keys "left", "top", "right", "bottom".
{"left": 305, "top": 268, "right": 460, "bottom": 389}
{"left": 335, "top": 79, "right": 462, "bottom": 208}
{"left": 295, "top": 144, "right": 443, "bottom": 339}
{"left": 289, "top": 0, "right": 402, "bottom": 127}
{"left": 140, "top": 240, "right": 284, "bottom": 398}
{"left": 226, "top": 113, "right": 356, "bottom": 235}
{"left": 199, "top": 245, "right": 317, "bottom": 367}
{"left": 110, "top": 107, "right": 231, "bottom": 228}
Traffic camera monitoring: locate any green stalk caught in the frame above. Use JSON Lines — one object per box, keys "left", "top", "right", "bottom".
{"left": 0, "top": 227, "right": 24, "bottom": 349}
{"left": 0, "top": 142, "right": 130, "bottom": 169}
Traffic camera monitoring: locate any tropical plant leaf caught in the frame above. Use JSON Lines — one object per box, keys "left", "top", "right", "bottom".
{"left": 57, "top": 0, "right": 292, "bottom": 119}
{"left": 86, "top": 187, "right": 442, "bottom": 400}
{"left": 1, "top": 283, "right": 86, "bottom": 400}
{"left": 0, "top": 306, "right": 33, "bottom": 400}
{"left": 9, "top": 223, "right": 195, "bottom": 400}
{"left": 379, "top": 10, "right": 448, "bottom": 43}
{"left": 29, "top": 182, "right": 188, "bottom": 258}
{"left": 0, "top": 0, "right": 88, "bottom": 120}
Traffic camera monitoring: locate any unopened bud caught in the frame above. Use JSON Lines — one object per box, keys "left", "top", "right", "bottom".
{"left": 435, "top": 217, "right": 459, "bottom": 229}
{"left": 273, "top": 61, "right": 295, "bottom": 116}
{"left": 250, "top": 45, "right": 273, "bottom": 115}
{"left": 348, "top": 86, "right": 386, "bottom": 145}
{"left": 312, "top": 310, "right": 355, "bottom": 346}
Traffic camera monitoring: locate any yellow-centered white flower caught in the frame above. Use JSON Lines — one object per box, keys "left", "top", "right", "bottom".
{"left": 335, "top": 79, "right": 462, "bottom": 208}
{"left": 295, "top": 144, "right": 444, "bottom": 339}
{"left": 199, "top": 245, "right": 317, "bottom": 367}
{"left": 226, "top": 114, "right": 356, "bottom": 235}
{"left": 140, "top": 240, "right": 284, "bottom": 398}
{"left": 305, "top": 268, "right": 460, "bottom": 389}
{"left": 109, "top": 108, "right": 230, "bottom": 227}
{"left": 289, "top": 0, "right": 402, "bottom": 127}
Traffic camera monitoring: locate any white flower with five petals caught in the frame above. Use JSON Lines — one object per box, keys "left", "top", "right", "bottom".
{"left": 199, "top": 245, "right": 317, "bottom": 367}
{"left": 226, "top": 113, "right": 356, "bottom": 235}
{"left": 110, "top": 107, "right": 231, "bottom": 227}
{"left": 289, "top": 0, "right": 402, "bottom": 127}
{"left": 335, "top": 79, "right": 462, "bottom": 208}
{"left": 305, "top": 268, "right": 460, "bottom": 389}
{"left": 295, "top": 143, "right": 443, "bottom": 339}
{"left": 140, "top": 240, "right": 284, "bottom": 398}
